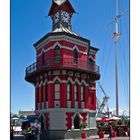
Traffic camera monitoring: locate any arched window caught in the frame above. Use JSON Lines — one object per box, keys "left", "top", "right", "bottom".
{"left": 73, "top": 49, "right": 78, "bottom": 64}
{"left": 54, "top": 45, "right": 60, "bottom": 64}
{"left": 89, "top": 58, "right": 93, "bottom": 63}
{"left": 67, "top": 82, "right": 71, "bottom": 100}
{"left": 81, "top": 84, "right": 85, "bottom": 101}
{"left": 54, "top": 80, "right": 60, "bottom": 100}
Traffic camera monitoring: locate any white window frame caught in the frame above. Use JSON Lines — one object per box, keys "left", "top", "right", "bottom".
{"left": 67, "top": 83, "right": 71, "bottom": 100}
{"left": 81, "top": 85, "right": 84, "bottom": 101}
{"left": 74, "top": 84, "right": 78, "bottom": 101}
{"left": 55, "top": 83, "right": 60, "bottom": 100}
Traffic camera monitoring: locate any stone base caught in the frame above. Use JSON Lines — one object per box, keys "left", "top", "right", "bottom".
{"left": 40, "top": 128, "right": 97, "bottom": 140}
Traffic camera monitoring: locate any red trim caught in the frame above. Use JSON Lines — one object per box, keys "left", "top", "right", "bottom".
{"left": 60, "top": 83, "right": 67, "bottom": 108}
{"left": 45, "top": 113, "right": 49, "bottom": 129}
{"left": 85, "top": 86, "right": 89, "bottom": 109}
{"left": 66, "top": 112, "right": 72, "bottom": 129}
{"left": 44, "top": 85, "right": 46, "bottom": 109}
{"left": 78, "top": 85, "right": 81, "bottom": 108}
{"left": 35, "top": 87, "right": 39, "bottom": 110}
{"left": 48, "top": 83, "right": 54, "bottom": 108}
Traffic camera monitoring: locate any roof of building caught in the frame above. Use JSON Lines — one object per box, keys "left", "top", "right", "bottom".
{"left": 53, "top": 25, "right": 78, "bottom": 36}
{"left": 48, "top": 0, "right": 75, "bottom": 16}
{"left": 33, "top": 31, "right": 90, "bottom": 47}
{"left": 53, "top": 0, "right": 67, "bottom": 5}
{"left": 90, "top": 46, "right": 99, "bottom": 51}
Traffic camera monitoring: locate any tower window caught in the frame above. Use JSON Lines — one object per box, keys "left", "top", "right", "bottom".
{"left": 81, "top": 85, "right": 84, "bottom": 101}
{"left": 42, "top": 52, "right": 45, "bottom": 66}
{"left": 54, "top": 46, "right": 60, "bottom": 64}
{"left": 74, "top": 84, "right": 78, "bottom": 101}
{"left": 73, "top": 49, "right": 78, "bottom": 64}
{"left": 55, "top": 82, "right": 60, "bottom": 100}
{"left": 67, "top": 82, "right": 71, "bottom": 100}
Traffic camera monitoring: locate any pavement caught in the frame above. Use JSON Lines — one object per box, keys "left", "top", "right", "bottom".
{"left": 12, "top": 134, "right": 130, "bottom": 140}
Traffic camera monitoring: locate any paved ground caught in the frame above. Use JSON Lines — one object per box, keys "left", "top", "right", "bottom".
{"left": 12, "top": 134, "right": 130, "bottom": 140}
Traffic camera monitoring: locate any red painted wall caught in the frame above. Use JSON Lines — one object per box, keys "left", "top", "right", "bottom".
{"left": 66, "top": 112, "right": 72, "bottom": 129}
{"left": 60, "top": 83, "right": 67, "bottom": 108}
{"left": 48, "top": 83, "right": 54, "bottom": 108}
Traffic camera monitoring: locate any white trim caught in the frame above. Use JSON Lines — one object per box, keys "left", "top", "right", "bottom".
{"left": 35, "top": 82, "right": 39, "bottom": 87}
{"left": 37, "top": 42, "right": 87, "bottom": 57}
{"left": 81, "top": 79, "right": 87, "bottom": 86}
{"left": 37, "top": 108, "right": 96, "bottom": 114}
{"left": 38, "top": 112, "right": 47, "bottom": 130}
{"left": 67, "top": 101, "right": 71, "bottom": 108}
{"left": 71, "top": 112, "right": 83, "bottom": 129}
{"left": 41, "top": 48, "right": 45, "bottom": 53}
{"left": 75, "top": 78, "right": 81, "bottom": 85}
{"left": 40, "top": 76, "right": 89, "bottom": 86}
{"left": 88, "top": 55, "right": 95, "bottom": 62}
{"left": 35, "top": 35, "right": 89, "bottom": 50}
{"left": 67, "top": 77, "right": 73, "bottom": 84}
{"left": 89, "top": 87, "right": 96, "bottom": 90}
{"left": 89, "top": 49, "right": 97, "bottom": 54}
{"left": 81, "top": 102, "right": 85, "bottom": 109}
{"left": 39, "top": 81, "right": 43, "bottom": 87}
{"left": 44, "top": 78, "right": 48, "bottom": 85}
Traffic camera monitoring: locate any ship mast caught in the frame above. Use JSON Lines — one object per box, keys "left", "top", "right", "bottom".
{"left": 114, "top": 0, "right": 120, "bottom": 116}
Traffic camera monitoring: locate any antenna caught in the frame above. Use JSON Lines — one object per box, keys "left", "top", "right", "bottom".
{"left": 114, "top": 0, "right": 120, "bottom": 116}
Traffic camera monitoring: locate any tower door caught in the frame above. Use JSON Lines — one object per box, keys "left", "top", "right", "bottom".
{"left": 74, "top": 114, "right": 81, "bottom": 129}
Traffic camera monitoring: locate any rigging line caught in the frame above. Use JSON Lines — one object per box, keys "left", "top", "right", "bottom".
{"left": 100, "top": 0, "right": 114, "bottom": 67}
{"left": 101, "top": 40, "right": 114, "bottom": 85}
{"left": 119, "top": 37, "right": 129, "bottom": 108}
{"left": 101, "top": 0, "right": 114, "bottom": 63}
{"left": 119, "top": 17, "right": 129, "bottom": 101}
{"left": 119, "top": 48, "right": 128, "bottom": 105}
{"left": 101, "top": 0, "right": 117, "bottom": 85}
{"left": 116, "top": 0, "right": 130, "bottom": 108}
{"left": 119, "top": 16, "right": 129, "bottom": 96}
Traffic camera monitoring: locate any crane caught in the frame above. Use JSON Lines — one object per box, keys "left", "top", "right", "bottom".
{"left": 96, "top": 82, "right": 110, "bottom": 118}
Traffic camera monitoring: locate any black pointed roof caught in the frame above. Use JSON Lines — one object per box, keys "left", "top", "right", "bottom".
{"left": 48, "top": 0, "right": 75, "bottom": 16}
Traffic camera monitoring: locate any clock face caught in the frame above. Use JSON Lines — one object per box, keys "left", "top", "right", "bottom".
{"left": 54, "top": 12, "right": 60, "bottom": 23}
{"left": 61, "top": 11, "right": 70, "bottom": 23}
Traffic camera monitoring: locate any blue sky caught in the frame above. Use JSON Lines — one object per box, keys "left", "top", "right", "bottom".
{"left": 11, "top": 0, "right": 130, "bottom": 115}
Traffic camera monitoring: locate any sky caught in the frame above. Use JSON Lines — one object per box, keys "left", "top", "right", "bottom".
{"left": 11, "top": 0, "right": 130, "bottom": 115}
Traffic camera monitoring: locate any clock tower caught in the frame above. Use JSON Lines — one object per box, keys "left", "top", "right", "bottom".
{"left": 25, "top": 0, "right": 100, "bottom": 139}
{"left": 48, "top": 0, "right": 75, "bottom": 31}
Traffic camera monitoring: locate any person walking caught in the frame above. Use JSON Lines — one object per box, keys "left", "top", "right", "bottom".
{"left": 108, "top": 123, "right": 113, "bottom": 140}
{"left": 27, "top": 126, "right": 32, "bottom": 140}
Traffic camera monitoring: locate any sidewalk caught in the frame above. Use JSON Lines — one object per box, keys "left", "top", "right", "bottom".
{"left": 13, "top": 134, "right": 130, "bottom": 140}
{"left": 86, "top": 134, "right": 130, "bottom": 140}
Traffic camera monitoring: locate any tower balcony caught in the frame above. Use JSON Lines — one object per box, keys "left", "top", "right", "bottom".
{"left": 25, "top": 57, "right": 100, "bottom": 83}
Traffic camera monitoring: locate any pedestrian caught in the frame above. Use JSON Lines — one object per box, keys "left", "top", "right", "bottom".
{"left": 108, "top": 123, "right": 113, "bottom": 140}
{"left": 10, "top": 126, "right": 14, "bottom": 140}
{"left": 27, "top": 125, "right": 32, "bottom": 140}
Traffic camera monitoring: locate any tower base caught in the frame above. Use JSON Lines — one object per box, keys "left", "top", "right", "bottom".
{"left": 40, "top": 128, "right": 97, "bottom": 140}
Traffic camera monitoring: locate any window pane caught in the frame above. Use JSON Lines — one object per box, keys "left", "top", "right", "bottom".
{"left": 55, "top": 84, "right": 60, "bottom": 99}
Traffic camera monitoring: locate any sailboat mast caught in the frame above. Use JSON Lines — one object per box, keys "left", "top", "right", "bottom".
{"left": 114, "top": 0, "right": 120, "bottom": 116}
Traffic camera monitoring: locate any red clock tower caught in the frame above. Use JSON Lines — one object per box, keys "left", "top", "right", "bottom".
{"left": 25, "top": 0, "right": 100, "bottom": 139}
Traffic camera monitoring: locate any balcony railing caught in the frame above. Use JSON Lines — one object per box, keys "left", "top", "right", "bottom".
{"left": 26, "top": 57, "right": 99, "bottom": 76}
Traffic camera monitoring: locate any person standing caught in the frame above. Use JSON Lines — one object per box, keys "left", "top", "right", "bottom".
{"left": 108, "top": 123, "right": 113, "bottom": 140}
